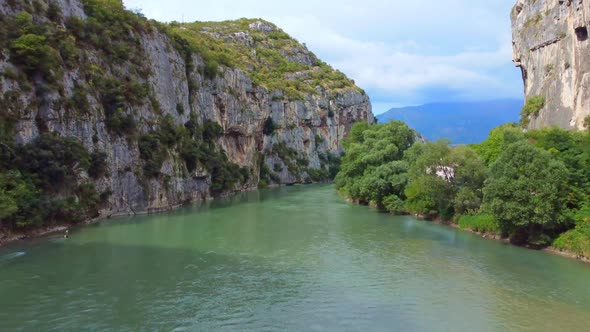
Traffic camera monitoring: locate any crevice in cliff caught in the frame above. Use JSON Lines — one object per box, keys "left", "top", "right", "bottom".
{"left": 575, "top": 26, "right": 588, "bottom": 41}
{"left": 530, "top": 36, "right": 566, "bottom": 52}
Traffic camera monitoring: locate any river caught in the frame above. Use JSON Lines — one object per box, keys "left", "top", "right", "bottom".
{"left": 1, "top": 185, "right": 589, "bottom": 331}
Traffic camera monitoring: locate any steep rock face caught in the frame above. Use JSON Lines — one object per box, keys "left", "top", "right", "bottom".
{"left": 0, "top": 0, "right": 372, "bottom": 224}
{"left": 512, "top": 0, "right": 590, "bottom": 129}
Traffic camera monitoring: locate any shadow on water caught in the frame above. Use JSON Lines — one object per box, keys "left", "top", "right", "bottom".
{"left": 0, "top": 241, "right": 310, "bottom": 331}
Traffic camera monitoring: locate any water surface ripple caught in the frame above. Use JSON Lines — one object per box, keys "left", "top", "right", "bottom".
{"left": 1, "top": 185, "right": 589, "bottom": 331}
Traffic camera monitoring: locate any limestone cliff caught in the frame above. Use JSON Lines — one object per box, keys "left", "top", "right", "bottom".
{"left": 512, "top": 0, "right": 590, "bottom": 129}
{"left": 0, "top": 0, "right": 372, "bottom": 229}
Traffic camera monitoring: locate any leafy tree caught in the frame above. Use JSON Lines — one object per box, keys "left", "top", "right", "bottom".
{"left": 453, "top": 187, "right": 482, "bottom": 215}
{"left": 343, "top": 121, "right": 370, "bottom": 149}
{"left": 483, "top": 141, "right": 570, "bottom": 244}
{"left": 0, "top": 171, "right": 36, "bottom": 221}
{"left": 404, "top": 175, "right": 452, "bottom": 217}
{"left": 356, "top": 161, "right": 409, "bottom": 206}
{"left": 526, "top": 127, "right": 590, "bottom": 209}
{"left": 449, "top": 146, "right": 487, "bottom": 191}
{"left": 553, "top": 204, "right": 590, "bottom": 258}
{"left": 472, "top": 123, "right": 525, "bottom": 166}
{"left": 16, "top": 134, "right": 91, "bottom": 190}
{"left": 14, "top": 11, "right": 33, "bottom": 33}
{"left": 335, "top": 121, "right": 415, "bottom": 207}
{"left": 0, "top": 134, "right": 105, "bottom": 230}
{"left": 404, "top": 141, "right": 485, "bottom": 218}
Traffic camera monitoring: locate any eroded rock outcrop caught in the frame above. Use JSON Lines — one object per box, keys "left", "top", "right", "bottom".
{"left": 0, "top": 0, "right": 372, "bottom": 225}
{"left": 512, "top": 0, "right": 590, "bottom": 129}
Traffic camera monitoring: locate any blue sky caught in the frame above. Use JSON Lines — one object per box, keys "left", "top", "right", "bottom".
{"left": 123, "top": 0, "right": 523, "bottom": 115}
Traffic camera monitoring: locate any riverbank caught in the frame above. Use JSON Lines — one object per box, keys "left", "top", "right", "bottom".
{"left": 0, "top": 225, "right": 69, "bottom": 247}
{"left": 4, "top": 186, "right": 589, "bottom": 267}
{"left": 341, "top": 192, "right": 589, "bottom": 264}
{"left": 414, "top": 214, "right": 590, "bottom": 265}
{"left": 0, "top": 183, "right": 321, "bottom": 248}
{"left": 0, "top": 185, "right": 264, "bottom": 247}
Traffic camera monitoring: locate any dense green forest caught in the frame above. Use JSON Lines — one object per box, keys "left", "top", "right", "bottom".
{"left": 335, "top": 121, "right": 590, "bottom": 258}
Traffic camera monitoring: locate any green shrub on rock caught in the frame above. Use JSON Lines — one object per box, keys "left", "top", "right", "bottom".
{"left": 9, "top": 33, "right": 60, "bottom": 82}
{"left": 521, "top": 96, "right": 545, "bottom": 126}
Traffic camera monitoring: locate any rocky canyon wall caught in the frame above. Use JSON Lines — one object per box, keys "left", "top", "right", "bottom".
{"left": 512, "top": 0, "right": 590, "bottom": 129}
{"left": 0, "top": 0, "right": 372, "bottom": 225}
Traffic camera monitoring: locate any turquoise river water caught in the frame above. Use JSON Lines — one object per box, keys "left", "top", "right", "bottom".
{"left": 1, "top": 185, "right": 589, "bottom": 331}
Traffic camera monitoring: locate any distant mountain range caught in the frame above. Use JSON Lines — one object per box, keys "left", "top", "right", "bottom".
{"left": 376, "top": 99, "right": 523, "bottom": 144}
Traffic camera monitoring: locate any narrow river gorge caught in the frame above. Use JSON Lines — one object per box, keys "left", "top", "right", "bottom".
{"left": 1, "top": 185, "right": 589, "bottom": 331}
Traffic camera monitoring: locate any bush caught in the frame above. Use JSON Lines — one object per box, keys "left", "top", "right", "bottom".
{"left": 47, "top": 1, "right": 63, "bottom": 22}
{"left": 459, "top": 214, "right": 499, "bottom": 234}
{"left": 67, "top": 83, "right": 91, "bottom": 114}
{"left": 138, "top": 134, "right": 166, "bottom": 178}
{"left": 9, "top": 33, "right": 60, "bottom": 81}
{"left": 263, "top": 117, "right": 276, "bottom": 136}
{"left": 16, "top": 133, "right": 91, "bottom": 190}
{"left": 202, "top": 60, "right": 219, "bottom": 79}
{"left": 383, "top": 195, "right": 405, "bottom": 214}
{"left": 0, "top": 134, "right": 106, "bottom": 230}
{"left": 123, "top": 80, "right": 149, "bottom": 105}
{"left": 58, "top": 35, "right": 79, "bottom": 66}
{"left": 0, "top": 171, "right": 37, "bottom": 222}
{"left": 180, "top": 142, "right": 203, "bottom": 173}
{"left": 105, "top": 109, "right": 136, "bottom": 136}
{"left": 314, "top": 134, "right": 325, "bottom": 147}
{"left": 202, "top": 120, "right": 224, "bottom": 140}
{"left": 553, "top": 224, "right": 590, "bottom": 258}
{"left": 521, "top": 96, "right": 546, "bottom": 125}
{"left": 176, "top": 103, "right": 185, "bottom": 115}
{"left": 88, "top": 151, "right": 108, "bottom": 178}
{"left": 158, "top": 115, "right": 183, "bottom": 147}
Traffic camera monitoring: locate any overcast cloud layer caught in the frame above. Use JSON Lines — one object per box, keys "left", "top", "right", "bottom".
{"left": 123, "top": 0, "right": 523, "bottom": 114}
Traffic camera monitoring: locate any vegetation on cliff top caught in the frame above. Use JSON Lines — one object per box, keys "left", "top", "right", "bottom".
{"left": 161, "top": 17, "right": 362, "bottom": 100}
{"left": 336, "top": 121, "right": 590, "bottom": 256}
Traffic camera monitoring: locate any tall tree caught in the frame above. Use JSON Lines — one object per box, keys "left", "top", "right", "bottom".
{"left": 483, "top": 141, "right": 569, "bottom": 244}
{"left": 335, "top": 121, "right": 415, "bottom": 207}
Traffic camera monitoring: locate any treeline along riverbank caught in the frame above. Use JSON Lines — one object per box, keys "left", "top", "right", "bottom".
{"left": 335, "top": 121, "right": 590, "bottom": 261}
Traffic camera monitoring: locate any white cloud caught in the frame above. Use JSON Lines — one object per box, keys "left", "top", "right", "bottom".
{"left": 123, "top": 0, "right": 523, "bottom": 114}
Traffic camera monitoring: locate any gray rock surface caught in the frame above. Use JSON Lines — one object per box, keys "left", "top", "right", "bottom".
{"left": 0, "top": 0, "right": 373, "bottom": 219}
{"left": 512, "top": 0, "right": 590, "bottom": 129}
